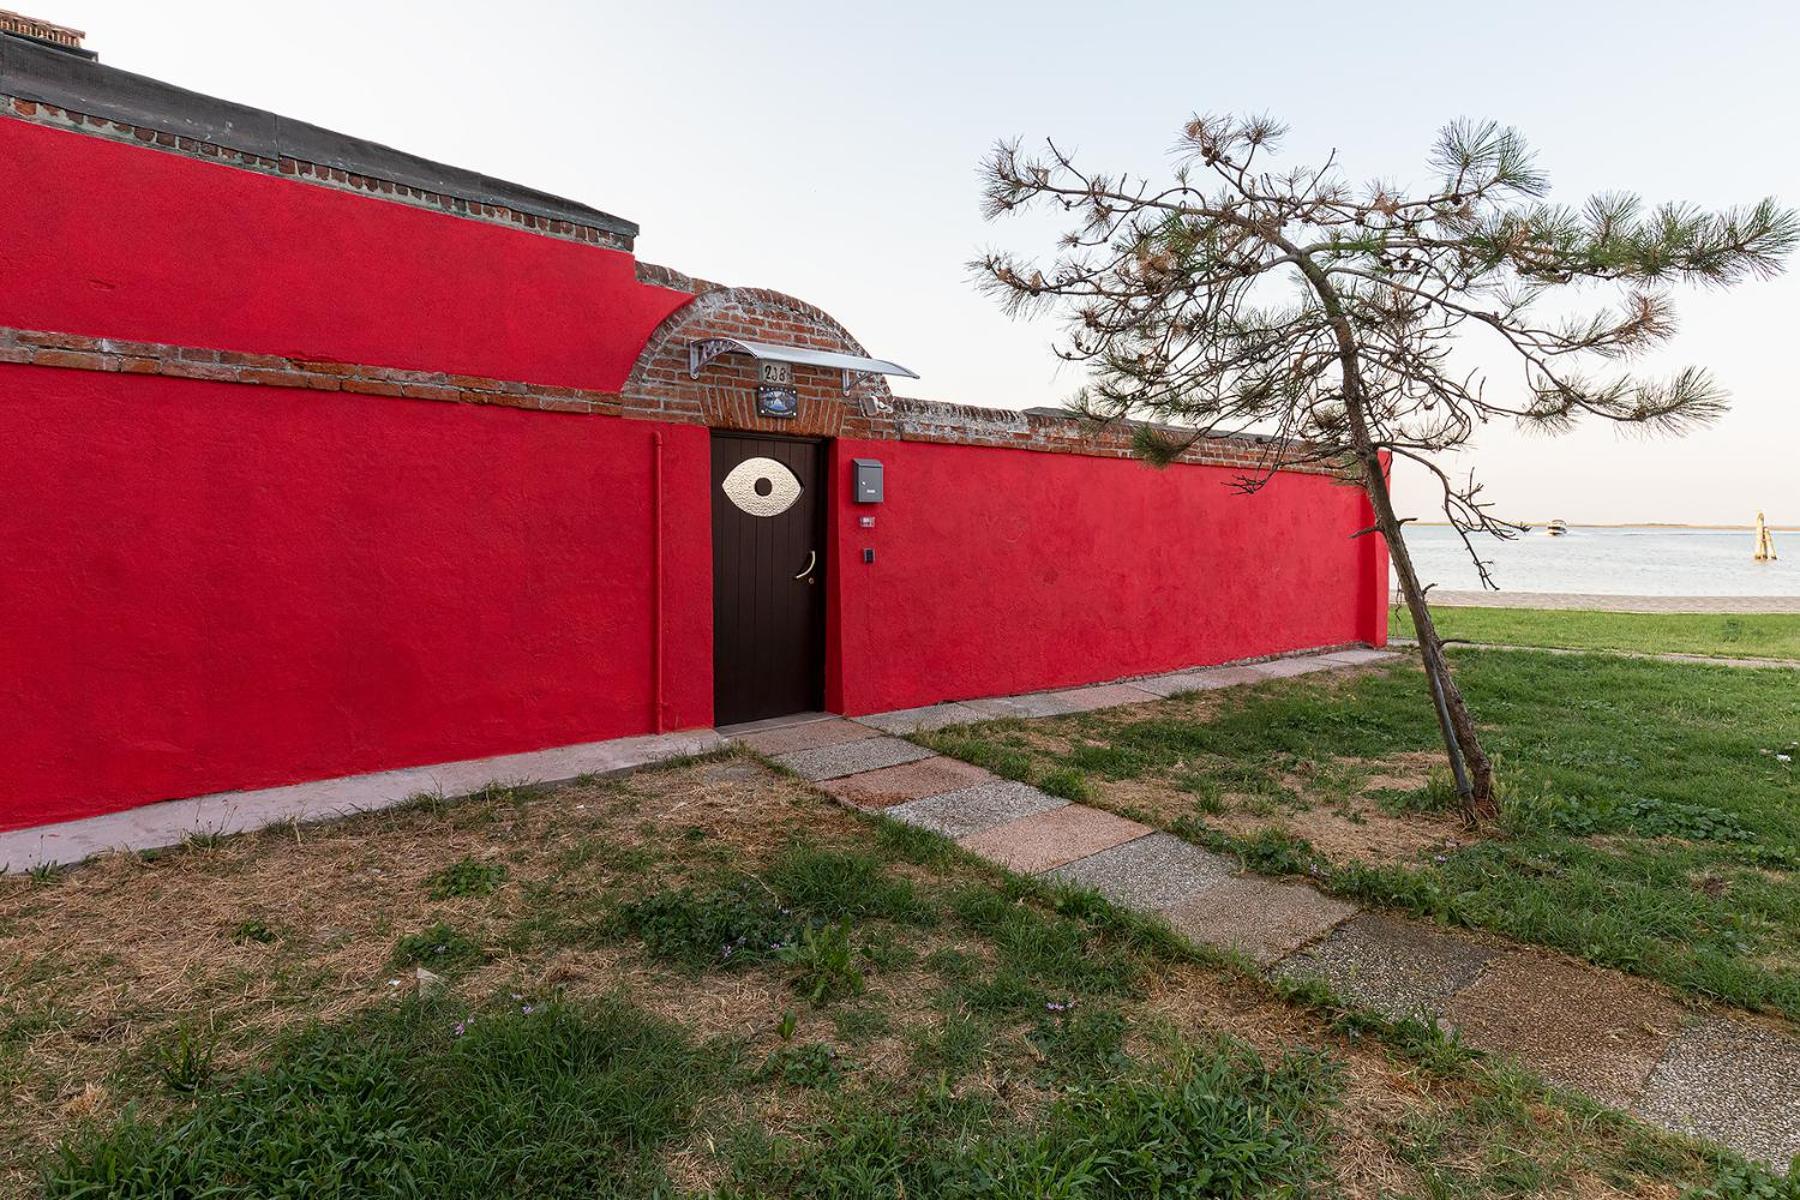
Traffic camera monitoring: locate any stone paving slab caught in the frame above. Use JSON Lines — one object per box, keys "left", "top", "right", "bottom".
{"left": 959, "top": 804, "right": 1152, "bottom": 875}
{"left": 855, "top": 702, "right": 990, "bottom": 734}
{"left": 884, "top": 780, "right": 1067, "bottom": 839}
{"left": 1161, "top": 874, "right": 1356, "bottom": 964}
{"left": 774, "top": 736, "right": 934, "bottom": 781}
{"left": 1042, "top": 683, "right": 1161, "bottom": 712}
{"left": 1444, "top": 952, "right": 1686, "bottom": 1110}
{"left": 961, "top": 691, "right": 1092, "bottom": 720}
{"left": 1043, "top": 831, "right": 1237, "bottom": 912}
{"left": 819, "top": 757, "right": 996, "bottom": 810}
{"left": 735, "top": 717, "right": 880, "bottom": 757}
{"left": 1273, "top": 913, "right": 1499, "bottom": 1021}
{"left": 1634, "top": 1015, "right": 1800, "bottom": 1166}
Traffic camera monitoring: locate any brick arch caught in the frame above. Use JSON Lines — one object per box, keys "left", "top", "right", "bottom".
{"left": 621, "top": 286, "right": 895, "bottom": 438}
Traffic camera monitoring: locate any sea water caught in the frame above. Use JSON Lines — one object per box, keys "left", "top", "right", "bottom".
{"left": 1397, "top": 525, "right": 1800, "bottom": 597}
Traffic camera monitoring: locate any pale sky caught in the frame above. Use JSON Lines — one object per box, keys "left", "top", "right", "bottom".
{"left": 38, "top": 0, "right": 1800, "bottom": 526}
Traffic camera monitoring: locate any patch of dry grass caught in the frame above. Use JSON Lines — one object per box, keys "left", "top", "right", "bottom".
{"left": 0, "top": 748, "right": 1744, "bottom": 1198}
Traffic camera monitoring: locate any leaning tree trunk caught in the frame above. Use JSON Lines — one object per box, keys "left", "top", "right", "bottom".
{"left": 1286, "top": 243, "right": 1499, "bottom": 826}
{"left": 1357, "top": 451, "right": 1497, "bottom": 825}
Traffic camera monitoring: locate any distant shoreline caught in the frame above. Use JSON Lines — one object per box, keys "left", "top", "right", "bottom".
{"left": 1409, "top": 522, "right": 1796, "bottom": 532}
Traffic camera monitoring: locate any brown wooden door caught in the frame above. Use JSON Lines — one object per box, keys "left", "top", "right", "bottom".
{"left": 711, "top": 433, "right": 827, "bottom": 726}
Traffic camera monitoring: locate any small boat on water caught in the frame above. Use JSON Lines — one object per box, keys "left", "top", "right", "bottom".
{"left": 1545, "top": 519, "right": 1568, "bottom": 537}
{"left": 1754, "top": 511, "right": 1778, "bottom": 561}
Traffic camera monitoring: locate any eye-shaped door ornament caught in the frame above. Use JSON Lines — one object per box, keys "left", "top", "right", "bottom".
{"left": 721, "top": 456, "right": 803, "bottom": 518}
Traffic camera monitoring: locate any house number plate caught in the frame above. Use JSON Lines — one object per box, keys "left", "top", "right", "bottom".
{"left": 759, "top": 361, "right": 794, "bottom": 386}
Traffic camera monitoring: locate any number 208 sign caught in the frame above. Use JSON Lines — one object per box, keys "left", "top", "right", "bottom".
{"left": 757, "top": 361, "right": 798, "bottom": 419}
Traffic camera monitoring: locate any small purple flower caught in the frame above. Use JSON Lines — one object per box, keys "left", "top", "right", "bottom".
{"left": 452, "top": 1020, "right": 468, "bottom": 1037}
{"left": 521, "top": 1004, "right": 536, "bottom": 1015}
{"left": 1045, "top": 1000, "right": 1070, "bottom": 1013}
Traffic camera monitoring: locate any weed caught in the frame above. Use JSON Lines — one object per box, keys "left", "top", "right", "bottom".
{"left": 400, "top": 787, "right": 448, "bottom": 817}
{"left": 949, "top": 885, "right": 1142, "bottom": 999}
{"left": 924, "top": 946, "right": 980, "bottom": 981}
{"left": 779, "top": 920, "right": 865, "bottom": 1004}
{"left": 230, "top": 919, "right": 278, "bottom": 945}
{"left": 391, "top": 922, "right": 485, "bottom": 974}
{"left": 832, "top": 1006, "right": 891, "bottom": 1044}
{"left": 470, "top": 778, "right": 535, "bottom": 805}
{"left": 611, "top": 881, "right": 798, "bottom": 970}
{"left": 858, "top": 927, "right": 919, "bottom": 972}
{"left": 1028, "top": 1003, "right": 1130, "bottom": 1082}
{"left": 760, "top": 1041, "right": 846, "bottom": 1088}
{"left": 907, "top": 1009, "right": 990, "bottom": 1078}
{"left": 425, "top": 856, "right": 510, "bottom": 899}
{"left": 27, "top": 862, "right": 59, "bottom": 885}
{"left": 1684, "top": 1158, "right": 1800, "bottom": 1199}
{"left": 767, "top": 843, "right": 934, "bottom": 924}
{"left": 1373, "top": 768, "right": 1460, "bottom": 815}
{"left": 147, "top": 1024, "right": 216, "bottom": 1094}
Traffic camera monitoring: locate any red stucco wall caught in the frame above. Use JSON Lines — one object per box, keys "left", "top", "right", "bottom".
{"left": 0, "top": 365, "right": 712, "bottom": 831}
{"left": 0, "top": 118, "right": 687, "bottom": 389}
{"left": 0, "top": 111, "right": 1384, "bottom": 834}
{"left": 826, "top": 439, "right": 1387, "bottom": 715}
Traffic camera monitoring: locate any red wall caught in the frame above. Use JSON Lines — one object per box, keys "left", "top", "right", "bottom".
{"left": 0, "top": 365, "right": 711, "bottom": 831}
{"left": 0, "top": 113, "right": 1384, "bottom": 833}
{"left": 0, "top": 118, "right": 687, "bottom": 389}
{"left": 826, "top": 439, "right": 1386, "bottom": 715}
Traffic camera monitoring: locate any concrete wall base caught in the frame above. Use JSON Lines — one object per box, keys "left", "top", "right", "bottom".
{"left": 0, "top": 727, "right": 724, "bottom": 872}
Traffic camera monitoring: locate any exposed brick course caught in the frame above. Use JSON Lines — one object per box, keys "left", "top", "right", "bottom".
{"left": 620, "top": 285, "right": 1343, "bottom": 475}
{"left": 0, "top": 327, "right": 623, "bottom": 416}
{"left": 2, "top": 317, "right": 1352, "bottom": 476}
{"left": 621, "top": 286, "right": 897, "bottom": 438}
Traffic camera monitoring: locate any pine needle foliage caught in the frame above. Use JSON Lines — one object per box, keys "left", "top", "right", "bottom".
{"left": 975, "top": 113, "right": 1796, "bottom": 821}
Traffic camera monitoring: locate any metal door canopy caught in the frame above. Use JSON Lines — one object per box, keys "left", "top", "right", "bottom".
{"left": 688, "top": 338, "right": 918, "bottom": 393}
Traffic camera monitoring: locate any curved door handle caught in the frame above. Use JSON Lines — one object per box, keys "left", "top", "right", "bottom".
{"left": 794, "top": 549, "right": 817, "bottom": 582}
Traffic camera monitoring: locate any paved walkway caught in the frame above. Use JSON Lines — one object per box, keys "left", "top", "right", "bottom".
{"left": 727, "top": 648, "right": 1800, "bottom": 1167}
{"left": 1431, "top": 590, "right": 1800, "bottom": 614}
{"left": 1398, "top": 637, "right": 1800, "bottom": 671}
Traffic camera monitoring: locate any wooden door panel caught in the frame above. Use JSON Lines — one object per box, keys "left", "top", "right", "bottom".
{"left": 711, "top": 434, "right": 826, "bottom": 726}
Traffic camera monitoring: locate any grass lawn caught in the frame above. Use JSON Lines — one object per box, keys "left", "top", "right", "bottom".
{"left": 917, "top": 652, "right": 1800, "bottom": 1022}
{"left": 1392, "top": 605, "right": 1800, "bottom": 660}
{"left": 0, "top": 755, "right": 1779, "bottom": 1197}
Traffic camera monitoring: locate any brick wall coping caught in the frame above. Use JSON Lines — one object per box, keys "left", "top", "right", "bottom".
{"left": 0, "top": 325, "right": 1338, "bottom": 476}
{"left": 0, "top": 33, "right": 636, "bottom": 249}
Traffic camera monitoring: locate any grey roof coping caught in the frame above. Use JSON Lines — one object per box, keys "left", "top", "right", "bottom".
{"left": 0, "top": 33, "right": 638, "bottom": 241}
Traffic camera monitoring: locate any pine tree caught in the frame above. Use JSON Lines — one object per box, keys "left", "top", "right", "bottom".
{"left": 976, "top": 115, "right": 1796, "bottom": 823}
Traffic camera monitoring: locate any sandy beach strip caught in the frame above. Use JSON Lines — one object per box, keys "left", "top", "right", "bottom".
{"left": 1421, "top": 591, "right": 1800, "bottom": 614}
